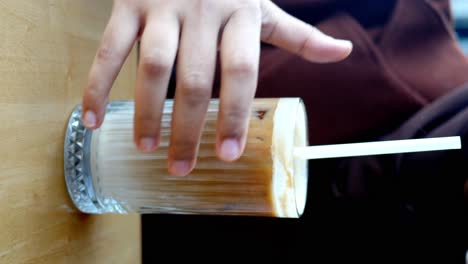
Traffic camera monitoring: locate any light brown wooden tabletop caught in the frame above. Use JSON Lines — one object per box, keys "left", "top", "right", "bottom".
{"left": 0, "top": 0, "right": 141, "bottom": 263}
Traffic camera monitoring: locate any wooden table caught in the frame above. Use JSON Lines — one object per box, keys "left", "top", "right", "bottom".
{"left": 0, "top": 1, "right": 141, "bottom": 263}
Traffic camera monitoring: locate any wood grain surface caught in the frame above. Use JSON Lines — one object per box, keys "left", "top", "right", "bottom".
{"left": 0, "top": 0, "right": 140, "bottom": 263}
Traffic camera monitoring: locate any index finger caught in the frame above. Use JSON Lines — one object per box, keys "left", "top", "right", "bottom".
{"left": 82, "top": 4, "right": 140, "bottom": 129}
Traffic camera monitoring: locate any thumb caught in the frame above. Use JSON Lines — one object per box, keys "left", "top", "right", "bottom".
{"left": 260, "top": 0, "right": 352, "bottom": 63}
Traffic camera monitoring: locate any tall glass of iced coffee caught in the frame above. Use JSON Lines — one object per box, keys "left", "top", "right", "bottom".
{"left": 64, "top": 98, "right": 308, "bottom": 218}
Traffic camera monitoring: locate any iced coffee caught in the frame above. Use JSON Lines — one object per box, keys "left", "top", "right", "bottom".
{"left": 64, "top": 98, "right": 308, "bottom": 218}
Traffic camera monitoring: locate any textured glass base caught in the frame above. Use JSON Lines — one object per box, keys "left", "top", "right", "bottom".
{"left": 64, "top": 105, "right": 127, "bottom": 214}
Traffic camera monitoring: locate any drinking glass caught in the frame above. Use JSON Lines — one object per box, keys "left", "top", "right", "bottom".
{"left": 64, "top": 98, "right": 308, "bottom": 218}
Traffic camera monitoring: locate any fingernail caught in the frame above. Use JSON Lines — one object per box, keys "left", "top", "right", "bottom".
{"left": 219, "top": 138, "right": 240, "bottom": 162}
{"left": 139, "top": 137, "right": 157, "bottom": 152}
{"left": 83, "top": 110, "right": 96, "bottom": 128}
{"left": 169, "top": 160, "right": 192, "bottom": 177}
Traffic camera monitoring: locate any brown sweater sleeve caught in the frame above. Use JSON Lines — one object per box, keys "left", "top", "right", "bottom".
{"left": 255, "top": 0, "right": 468, "bottom": 145}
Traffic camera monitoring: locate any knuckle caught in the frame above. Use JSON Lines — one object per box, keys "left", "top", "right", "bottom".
{"left": 84, "top": 82, "right": 105, "bottom": 104}
{"left": 136, "top": 112, "right": 159, "bottom": 126}
{"left": 232, "top": 1, "right": 262, "bottom": 20}
{"left": 136, "top": 120, "right": 160, "bottom": 136}
{"left": 96, "top": 46, "right": 119, "bottom": 63}
{"left": 195, "top": 0, "right": 217, "bottom": 12}
{"left": 298, "top": 27, "right": 318, "bottom": 56}
{"left": 260, "top": 3, "right": 278, "bottom": 41}
{"left": 180, "top": 73, "right": 212, "bottom": 104}
{"left": 141, "top": 53, "right": 173, "bottom": 76}
{"left": 298, "top": 35, "right": 312, "bottom": 58}
{"left": 135, "top": 111, "right": 161, "bottom": 136}
{"left": 170, "top": 138, "right": 198, "bottom": 159}
{"left": 195, "top": 0, "right": 208, "bottom": 8}
{"left": 223, "top": 103, "right": 249, "bottom": 125}
{"left": 181, "top": 74, "right": 211, "bottom": 92}
{"left": 225, "top": 58, "right": 257, "bottom": 77}
{"left": 236, "top": 0, "right": 260, "bottom": 11}
{"left": 114, "top": 0, "right": 141, "bottom": 14}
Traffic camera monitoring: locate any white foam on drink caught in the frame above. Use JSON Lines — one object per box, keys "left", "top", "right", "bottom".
{"left": 271, "top": 98, "right": 308, "bottom": 218}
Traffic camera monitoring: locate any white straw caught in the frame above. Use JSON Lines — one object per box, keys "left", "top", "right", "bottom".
{"left": 293, "top": 136, "right": 462, "bottom": 160}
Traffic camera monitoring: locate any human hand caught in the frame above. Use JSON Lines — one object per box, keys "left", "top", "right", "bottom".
{"left": 81, "top": 0, "right": 353, "bottom": 176}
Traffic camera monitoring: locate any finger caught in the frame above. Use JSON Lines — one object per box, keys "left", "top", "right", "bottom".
{"left": 82, "top": 4, "right": 140, "bottom": 129}
{"left": 217, "top": 6, "right": 261, "bottom": 162}
{"left": 168, "top": 17, "right": 219, "bottom": 176}
{"left": 134, "top": 14, "right": 180, "bottom": 153}
{"left": 260, "top": 0, "right": 352, "bottom": 63}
